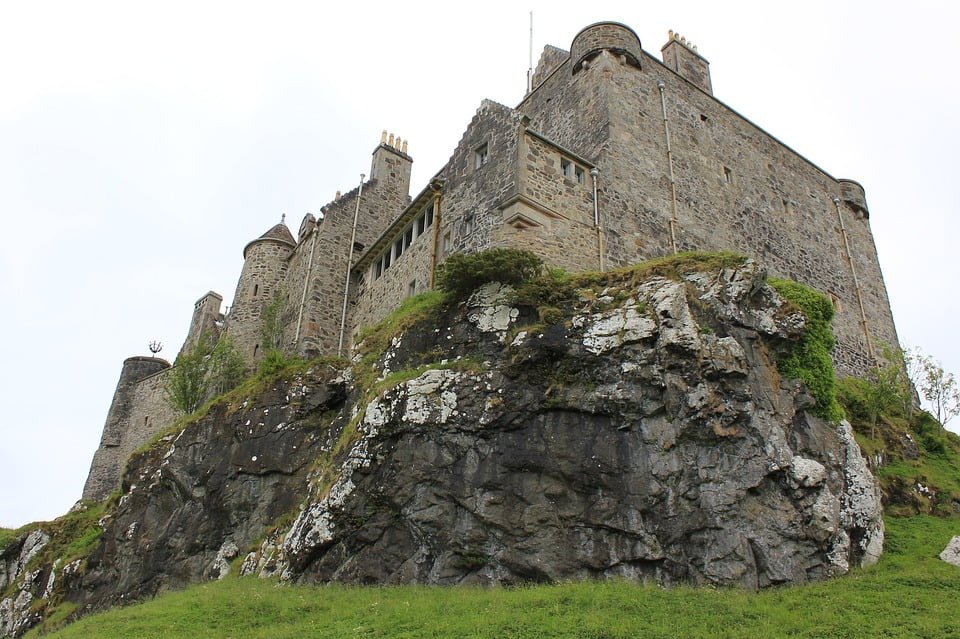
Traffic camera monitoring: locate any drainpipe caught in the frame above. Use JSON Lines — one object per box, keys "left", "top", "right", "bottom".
{"left": 657, "top": 80, "right": 679, "bottom": 254}
{"left": 293, "top": 215, "right": 321, "bottom": 346}
{"left": 833, "top": 197, "right": 875, "bottom": 363}
{"left": 591, "top": 167, "right": 604, "bottom": 271}
{"left": 337, "top": 174, "right": 365, "bottom": 358}
{"left": 429, "top": 185, "right": 443, "bottom": 288}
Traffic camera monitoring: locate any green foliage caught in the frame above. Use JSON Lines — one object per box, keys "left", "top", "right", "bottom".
{"left": 35, "top": 516, "right": 960, "bottom": 639}
{"left": 166, "top": 335, "right": 247, "bottom": 414}
{"left": 259, "top": 292, "right": 285, "bottom": 352}
{"left": 257, "top": 349, "right": 292, "bottom": 378}
{"left": 912, "top": 349, "right": 960, "bottom": 426}
{"left": 769, "top": 278, "right": 842, "bottom": 421}
{"left": 0, "top": 527, "right": 20, "bottom": 553}
{"left": 436, "top": 248, "right": 543, "bottom": 299}
{"left": 208, "top": 336, "right": 247, "bottom": 396}
{"left": 165, "top": 343, "right": 210, "bottom": 415}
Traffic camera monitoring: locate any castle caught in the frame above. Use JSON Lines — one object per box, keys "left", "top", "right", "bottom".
{"left": 82, "top": 22, "right": 900, "bottom": 502}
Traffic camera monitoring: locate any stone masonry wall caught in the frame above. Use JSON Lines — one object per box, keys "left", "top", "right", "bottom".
{"left": 226, "top": 239, "right": 294, "bottom": 363}
{"left": 495, "top": 132, "right": 599, "bottom": 273}
{"left": 282, "top": 144, "right": 413, "bottom": 357}
{"left": 82, "top": 359, "right": 175, "bottom": 501}
{"left": 351, "top": 203, "right": 436, "bottom": 334}
{"left": 593, "top": 49, "right": 898, "bottom": 375}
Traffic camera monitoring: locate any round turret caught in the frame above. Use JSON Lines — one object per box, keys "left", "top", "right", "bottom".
{"left": 838, "top": 179, "right": 869, "bottom": 218}
{"left": 570, "top": 21, "right": 642, "bottom": 74}
{"left": 227, "top": 222, "right": 296, "bottom": 361}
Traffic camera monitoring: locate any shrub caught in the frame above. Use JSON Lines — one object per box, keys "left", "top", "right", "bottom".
{"left": 769, "top": 278, "right": 843, "bottom": 421}
{"left": 257, "top": 349, "right": 292, "bottom": 378}
{"left": 436, "top": 249, "right": 543, "bottom": 299}
{"left": 166, "top": 334, "right": 247, "bottom": 414}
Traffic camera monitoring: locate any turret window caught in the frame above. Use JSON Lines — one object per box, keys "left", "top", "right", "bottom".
{"left": 253, "top": 284, "right": 259, "bottom": 297}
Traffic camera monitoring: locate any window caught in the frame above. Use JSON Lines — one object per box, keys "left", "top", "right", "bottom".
{"left": 253, "top": 344, "right": 259, "bottom": 358}
{"left": 723, "top": 166, "right": 733, "bottom": 184}
{"left": 394, "top": 237, "right": 404, "bottom": 260}
{"left": 403, "top": 226, "right": 414, "bottom": 250}
{"left": 426, "top": 206, "right": 434, "bottom": 228}
{"left": 416, "top": 214, "right": 426, "bottom": 236}
{"left": 443, "top": 231, "right": 452, "bottom": 254}
{"left": 561, "top": 158, "right": 585, "bottom": 184}
{"left": 463, "top": 215, "right": 475, "bottom": 236}
{"left": 475, "top": 143, "right": 489, "bottom": 169}
{"left": 252, "top": 283, "right": 259, "bottom": 298}
{"left": 407, "top": 280, "right": 417, "bottom": 298}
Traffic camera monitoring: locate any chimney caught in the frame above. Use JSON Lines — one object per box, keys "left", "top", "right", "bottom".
{"left": 661, "top": 30, "right": 712, "bottom": 95}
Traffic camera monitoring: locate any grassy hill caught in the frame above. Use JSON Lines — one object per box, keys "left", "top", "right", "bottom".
{"left": 29, "top": 516, "right": 960, "bottom": 639}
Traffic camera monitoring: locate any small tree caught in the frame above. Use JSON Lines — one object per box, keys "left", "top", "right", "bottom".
{"left": 914, "top": 351, "right": 960, "bottom": 426}
{"left": 165, "top": 334, "right": 247, "bottom": 414}
{"left": 166, "top": 341, "right": 213, "bottom": 414}
{"left": 259, "top": 292, "right": 285, "bottom": 352}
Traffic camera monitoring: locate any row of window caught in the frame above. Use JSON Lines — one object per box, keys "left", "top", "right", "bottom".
{"left": 372, "top": 205, "right": 434, "bottom": 280}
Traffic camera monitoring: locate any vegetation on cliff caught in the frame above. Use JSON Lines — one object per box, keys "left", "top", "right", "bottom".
{"left": 28, "top": 516, "right": 960, "bottom": 639}
{"left": 5, "top": 250, "right": 960, "bottom": 638}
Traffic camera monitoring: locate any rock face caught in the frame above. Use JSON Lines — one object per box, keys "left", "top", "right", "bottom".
{"left": 1, "top": 259, "right": 885, "bottom": 635}
{"left": 940, "top": 536, "right": 960, "bottom": 567}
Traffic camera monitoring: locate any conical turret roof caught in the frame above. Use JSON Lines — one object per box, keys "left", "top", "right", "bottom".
{"left": 243, "top": 222, "right": 296, "bottom": 258}
{"left": 258, "top": 223, "right": 296, "bottom": 244}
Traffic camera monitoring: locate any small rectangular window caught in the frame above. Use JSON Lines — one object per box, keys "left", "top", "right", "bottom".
{"left": 407, "top": 280, "right": 417, "bottom": 298}
{"left": 394, "top": 237, "right": 404, "bottom": 259}
{"left": 475, "top": 144, "right": 489, "bottom": 169}
{"left": 463, "top": 215, "right": 475, "bottom": 236}
{"left": 416, "top": 214, "right": 426, "bottom": 236}
{"left": 404, "top": 227, "right": 413, "bottom": 250}
{"left": 374, "top": 259, "right": 383, "bottom": 279}
{"left": 426, "top": 206, "right": 434, "bottom": 228}
{"left": 575, "top": 165, "right": 585, "bottom": 184}
{"left": 443, "top": 231, "right": 452, "bottom": 254}
{"left": 561, "top": 158, "right": 572, "bottom": 178}
{"left": 383, "top": 250, "right": 391, "bottom": 269}
{"left": 723, "top": 166, "right": 733, "bottom": 184}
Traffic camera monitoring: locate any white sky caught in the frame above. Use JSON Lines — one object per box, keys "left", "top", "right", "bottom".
{"left": 1, "top": 1, "right": 958, "bottom": 528}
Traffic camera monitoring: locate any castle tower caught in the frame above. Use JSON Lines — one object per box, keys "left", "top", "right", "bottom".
{"left": 178, "top": 291, "right": 224, "bottom": 357}
{"left": 226, "top": 222, "right": 296, "bottom": 362}
{"left": 82, "top": 356, "right": 172, "bottom": 501}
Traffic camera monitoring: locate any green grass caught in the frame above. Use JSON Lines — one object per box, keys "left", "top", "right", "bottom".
{"left": 769, "top": 277, "right": 843, "bottom": 421}
{"left": 32, "top": 516, "right": 960, "bottom": 639}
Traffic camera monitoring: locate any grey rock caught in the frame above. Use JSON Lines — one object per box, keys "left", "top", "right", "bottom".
{"left": 939, "top": 536, "right": 960, "bottom": 567}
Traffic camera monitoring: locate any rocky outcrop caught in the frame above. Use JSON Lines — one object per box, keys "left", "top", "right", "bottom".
{"left": 1, "top": 258, "right": 886, "bottom": 635}
{"left": 940, "top": 536, "right": 960, "bottom": 567}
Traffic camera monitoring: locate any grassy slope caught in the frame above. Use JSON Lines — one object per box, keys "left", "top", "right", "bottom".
{"left": 34, "top": 519, "right": 960, "bottom": 639}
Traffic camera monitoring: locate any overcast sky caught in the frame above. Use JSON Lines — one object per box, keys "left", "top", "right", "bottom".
{"left": 1, "top": 1, "right": 958, "bottom": 528}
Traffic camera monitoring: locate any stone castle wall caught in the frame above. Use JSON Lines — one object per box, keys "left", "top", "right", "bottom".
{"left": 226, "top": 238, "right": 295, "bottom": 362}
{"left": 84, "top": 21, "right": 903, "bottom": 503}
{"left": 82, "top": 359, "right": 175, "bottom": 501}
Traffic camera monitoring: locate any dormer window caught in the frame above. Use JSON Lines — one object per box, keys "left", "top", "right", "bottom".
{"left": 475, "top": 143, "right": 489, "bottom": 169}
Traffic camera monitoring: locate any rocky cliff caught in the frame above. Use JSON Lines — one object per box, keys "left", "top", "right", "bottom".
{"left": 0, "top": 256, "right": 884, "bottom": 636}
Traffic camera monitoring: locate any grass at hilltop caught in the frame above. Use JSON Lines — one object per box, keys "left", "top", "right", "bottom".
{"left": 35, "top": 516, "right": 960, "bottom": 639}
